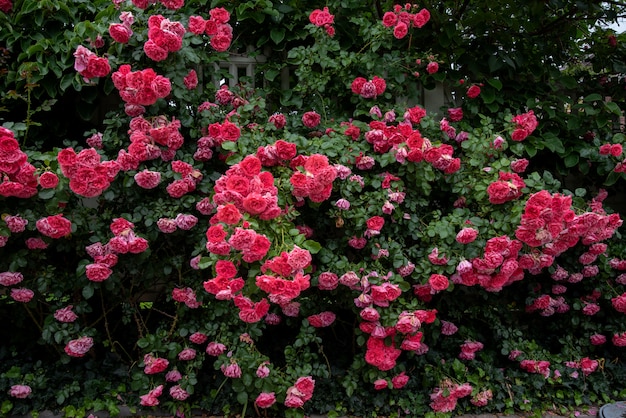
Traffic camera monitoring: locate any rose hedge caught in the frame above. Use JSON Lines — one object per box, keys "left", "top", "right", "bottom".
{"left": 1, "top": 1, "right": 626, "bottom": 418}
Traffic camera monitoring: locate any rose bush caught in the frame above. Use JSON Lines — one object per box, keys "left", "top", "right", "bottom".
{"left": 1, "top": 1, "right": 626, "bottom": 417}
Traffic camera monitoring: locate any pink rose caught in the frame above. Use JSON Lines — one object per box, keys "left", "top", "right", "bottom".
{"left": 255, "top": 392, "right": 276, "bottom": 408}
{"left": 38, "top": 171, "right": 59, "bottom": 188}
{"left": 455, "top": 227, "right": 478, "bottom": 244}
{"left": 428, "top": 274, "right": 449, "bottom": 292}
{"left": 374, "top": 379, "right": 388, "bottom": 390}
{"left": 169, "top": 385, "right": 190, "bottom": 401}
{"left": 54, "top": 305, "right": 78, "bottom": 323}
{"left": 11, "top": 288, "right": 34, "bottom": 302}
{"left": 9, "top": 385, "right": 31, "bottom": 399}
{"left": 36, "top": 214, "right": 72, "bottom": 239}
{"left": 391, "top": 372, "right": 409, "bottom": 389}
{"left": 177, "top": 348, "right": 197, "bottom": 361}
{"left": 366, "top": 216, "right": 385, "bottom": 231}
{"left": 301, "top": 111, "right": 321, "bottom": 128}
{"left": 65, "top": 336, "right": 94, "bottom": 357}
{"left": 206, "top": 341, "right": 226, "bottom": 356}
{"left": 467, "top": 85, "right": 481, "bottom": 98}
{"left": 0, "top": 271, "right": 24, "bottom": 286}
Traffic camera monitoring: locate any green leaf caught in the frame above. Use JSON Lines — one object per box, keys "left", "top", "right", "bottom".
{"left": 543, "top": 136, "right": 565, "bottom": 154}
{"left": 82, "top": 284, "right": 95, "bottom": 300}
{"left": 564, "top": 153, "right": 579, "bottom": 168}
{"left": 302, "top": 240, "right": 322, "bottom": 254}
{"left": 38, "top": 188, "right": 56, "bottom": 200}
{"left": 605, "top": 101, "right": 622, "bottom": 116}
{"left": 270, "top": 28, "right": 285, "bottom": 44}
{"left": 221, "top": 141, "right": 237, "bottom": 151}
{"left": 487, "top": 78, "right": 502, "bottom": 90}
{"left": 583, "top": 93, "right": 602, "bottom": 102}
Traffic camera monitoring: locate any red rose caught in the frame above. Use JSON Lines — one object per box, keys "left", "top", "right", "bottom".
{"left": 38, "top": 171, "right": 59, "bottom": 189}
{"left": 302, "top": 111, "right": 321, "bottom": 128}
{"left": 428, "top": 274, "right": 449, "bottom": 292}
{"left": 210, "top": 35, "right": 232, "bottom": 52}
{"left": 85, "top": 263, "right": 113, "bottom": 282}
{"left": 209, "top": 7, "right": 230, "bottom": 24}
{"left": 467, "top": 85, "right": 481, "bottom": 98}
{"left": 366, "top": 216, "right": 385, "bottom": 231}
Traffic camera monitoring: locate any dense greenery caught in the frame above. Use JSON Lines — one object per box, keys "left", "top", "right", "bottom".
{"left": 1, "top": 1, "right": 626, "bottom": 417}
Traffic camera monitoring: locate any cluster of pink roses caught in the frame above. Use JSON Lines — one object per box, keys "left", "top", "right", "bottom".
{"left": 83, "top": 218, "right": 148, "bottom": 282}
{"left": 205, "top": 215, "right": 271, "bottom": 263}
{"left": 429, "top": 380, "right": 473, "bottom": 413}
{"left": 255, "top": 245, "right": 312, "bottom": 309}
{"left": 308, "top": 7, "right": 335, "bottom": 36}
{"left": 519, "top": 359, "right": 552, "bottom": 378}
{"left": 510, "top": 110, "right": 538, "bottom": 141}
{"left": 0, "top": 271, "right": 34, "bottom": 303}
{"left": 188, "top": 7, "right": 233, "bottom": 52}
{"left": 57, "top": 147, "right": 119, "bottom": 198}
{"left": 351, "top": 76, "right": 387, "bottom": 99}
{"left": 363, "top": 119, "right": 461, "bottom": 174}
{"left": 212, "top": 155, "right": 282, "bottom": 220}
{"left": 486, "top": 171, "right": 526, "bottom": 204}
{"left": 381, "top": 3, "right": 431, "bottom": 39}
{"left": 0, "top": 127, "right": 39, "bottom": 198}
{"left": 452, "top": 235, "right": 524, "bottom": 292}
{"left": 73, "top": 45, "right": 111, "bottom": 82}
{"left": 256, "top": 139, "right": 298, "bottom": 167}
{"left": 109, "top": 11, "right": 134, "bottom": 44}
{"left": 122, "top": 115, "right": 185, "bottom": 169}
{"left": 284, "top": 376, "right": 315, "bottom": 408}
{"left": 131, "top": 0, "right": 184, "bottom": 10}
{"left": 165, "top": 160, "right": 203, "bottom": 198}
{"left": 112, "top": 65, "right": 172, "bottom": 116}
{"left": 144, "top": 15, "right": 185, "bottom": 61}
{"left": 289, "top": 154, "right": 338, "bottom": 203}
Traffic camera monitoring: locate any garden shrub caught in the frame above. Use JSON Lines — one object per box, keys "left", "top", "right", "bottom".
{"left": 1, "top": 1, "right": 626, "bottom": 417}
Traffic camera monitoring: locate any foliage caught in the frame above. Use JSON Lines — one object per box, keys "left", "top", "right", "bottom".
{"left": 1, "top": 0, "right": 626, "bottom": 417}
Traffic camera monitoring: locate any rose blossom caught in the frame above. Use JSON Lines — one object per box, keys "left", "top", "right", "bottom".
{"left": 256, "top": 363, "right": 270, "bottom": 378}
{"left": 165, "top": 369, "right": 182, "bottom": 382}
{"left": 206, "top": 341, "right": 226, "bottom": 356}
{"left": 169, "top": 385, "right": 189, "bottom": 401}
{"left": 302, "top": 111, "right": 321, "bottom": 128}
{"left": 178, "top": 348, "right": 197, "bottom": 361}
{"left": 11, "top": 288, "right": 34, "bottom": 302}
{"left": 64, "top": 336, "right": 94, "bottom": 357}
{"left": 9, "top": 385, "right": 32, "bottom": 399}
{"left": 255, "top": 392, "right": 276, "bottom": 408}
{"left": 54, "top": 305, "right": 78, "bottom": 323}
{"left": 0, "top": 271, "right": 24, "bottom": 286}
{"left": 221, "top": 362, "right": 242, "bottom": 378}
{"left": 38, "top": 171, "right": 59, "bottom": 188}
{"left": 455, "top": 227, "right": 478, "bottom": 244}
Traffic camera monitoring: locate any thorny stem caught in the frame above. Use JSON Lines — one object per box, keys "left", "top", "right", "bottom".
{"left": 23, "top": 304, "right": 43, "bottom": 333}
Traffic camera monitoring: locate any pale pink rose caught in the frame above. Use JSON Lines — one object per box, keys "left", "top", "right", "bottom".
{"left": 174, "top": 213, "right": 198, "bottom": 230}
{"left": 9, "top": 385, "right": 32, "bottom": 399}
{"left": 221, "top": 362, "right": 242, "bottom": 378}
{"left": 256, "top": 363, "right": 270, "bottom": 378}
{"left": 25, "top": 237, "right": 48, "bottom": 249}
{"left": 255, "top": 392, "right": 276, "bottom": 408}
{"left": 54, "top": 305, "right": 78, "bottom": 323}
{"left": 206, "top": 341, "right": 226, "bottom": 356}
{"left": 64, "top": 336, "right": 94, "bottom": 357}
{"left": 165, "top": 369, "right": 182, "bottom": 382}
{"left": 178, "top": 348, "right": 197, "bottom": 361}
{"left": 169, "top": 385, "right": 190, "bottom": 401}
{"left": 0, "top": 271, "right": 24, "bottom": 286}
{"left": 4, "top": 215, "right": 28, "bottom": 233}
{"left": 11, "top": 288, "right": 34, "bottom": 302}
{"left": 189, "top": 332, "right": 207, "bottom": 344}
